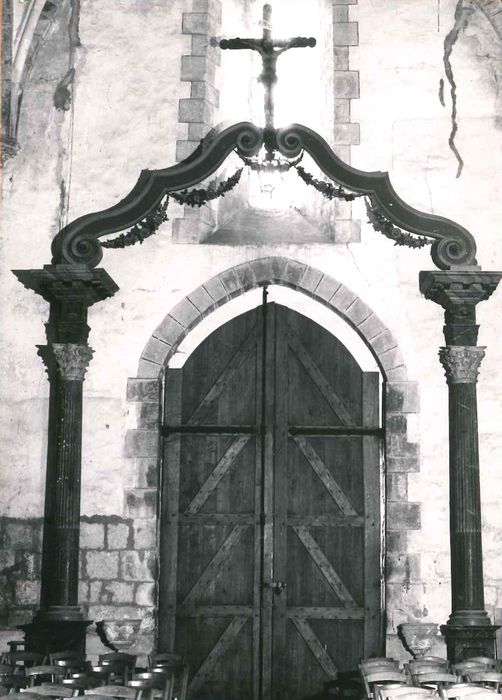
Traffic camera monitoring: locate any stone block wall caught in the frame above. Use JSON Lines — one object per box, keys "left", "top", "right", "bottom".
{"left": 0, "top": 516, "right": 157, "bottom": 658}
{"left": 0, "top": 519, "right": 42, "bottom": 627}
{"left": 78, "top": 517, "right": 157, "bottom": 657}
{"left": 173, "top": 0, "right": 222, "bottom": 243}
{"left": 330, "top": 0, "right": 361, "bottom": 243}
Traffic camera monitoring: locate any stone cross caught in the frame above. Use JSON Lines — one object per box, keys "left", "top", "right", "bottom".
{"left": 220, "top": 3, "right": 316, "bottom": 130}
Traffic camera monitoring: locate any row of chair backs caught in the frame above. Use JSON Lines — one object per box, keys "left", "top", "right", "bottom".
{"left": 359, "top": 655, "right": 502, "bottom": 700}
{"left": 0, "top": 648, "right": 188, "bottom": 700}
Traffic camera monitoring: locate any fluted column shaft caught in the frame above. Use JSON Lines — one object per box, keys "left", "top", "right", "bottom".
{"left": 39, "top": 344, "right": 93, "bottom": 617}
{"left": 46, "top": 377, "right": 83, "bottom": 608}
{"left": 440, "top": 346, "right": 487, "bottom": 624}
{"left": 449, "top": 382, "right": 483, "bottom": 613}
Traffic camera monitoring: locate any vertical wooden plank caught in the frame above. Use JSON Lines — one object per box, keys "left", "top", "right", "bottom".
{"left": 253, "top": 314, "right": 263, "bottom": 700}
{"left": 362, "top": 372, "right": 384, "bottom": 657}
{"left": 260, "top": 301, "right": 275, "bottom": 700}
{"left": 271, "top": 305, "right": 290, "bottom": 700}
{"left": 158, "top": 369, "right": 183, "bottom": 651}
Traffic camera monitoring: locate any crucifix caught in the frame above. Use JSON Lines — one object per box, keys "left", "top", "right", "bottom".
{"left": 220, "top": 4, "right": 316, "bottom": 138}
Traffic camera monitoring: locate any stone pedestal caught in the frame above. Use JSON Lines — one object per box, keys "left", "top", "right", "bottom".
{"left": 440, "top": 624, "right": 499, "bottom": 664}
{"left": 13, "top": 265, "right": 119, "bottom": 652}
{"left": 20, "top": 618, "right": 93, "bottom": 656}
{"left": 420, "top": 270, "right": 501, "bottom": 661}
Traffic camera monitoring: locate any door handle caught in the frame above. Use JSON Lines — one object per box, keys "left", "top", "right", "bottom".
{"left": 265, "top": 581, "right": 287, "bottom": 595}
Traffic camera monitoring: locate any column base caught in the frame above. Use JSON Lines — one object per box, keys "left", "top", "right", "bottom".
{"left": 20, "top": 610, "right": 93, "bottom": 655}
{"left": 441, "top": 621, "right": 499, "bottom": 663}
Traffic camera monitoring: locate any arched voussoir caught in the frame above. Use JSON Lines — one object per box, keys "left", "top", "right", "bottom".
{"left": 136, "top": 256, "right": 407, "bottom": 382}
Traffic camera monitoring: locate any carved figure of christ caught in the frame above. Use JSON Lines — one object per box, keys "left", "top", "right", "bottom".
{"left": 219, "top": 3, "right": 316, "bottom": 131}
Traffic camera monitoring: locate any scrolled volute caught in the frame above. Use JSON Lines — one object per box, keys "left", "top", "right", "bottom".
{"left": 275, "top": 125, "right": 304, "bottom": 158}
{"left": 431, "top": 236, "right": 477, "bottom": 270}
{"left": 235, "top": 124, "right": 263, "bottom": 158}
{"left": 57, "top": 230, "right": 104, "bottom": 268}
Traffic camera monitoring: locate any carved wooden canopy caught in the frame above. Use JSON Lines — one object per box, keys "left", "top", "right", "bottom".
{"left": 51, "top": 122, "right": 478, "bottom": 271}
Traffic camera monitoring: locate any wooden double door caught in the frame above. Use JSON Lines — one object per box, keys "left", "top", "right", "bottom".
{"left": 158, "top": 302, "right": 383, "bottom": 700}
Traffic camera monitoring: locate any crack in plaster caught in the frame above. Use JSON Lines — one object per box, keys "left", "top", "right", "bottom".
{"left": 53, "top": 0, "right": 80, "bottom": 111}
{"left": 56, "top": 0, "right": 82, "bottom": 228}
{"left": 345, "top": 242, "right": 363, "bottom": 277}
{"left": 440, "top": 0, "right": 476, "bottom": 178}
{"left": 424, "top": 151, "right": 434, "bottom": 214}
{"left": 53, "top": 66, "right": 75, "bottom": 110}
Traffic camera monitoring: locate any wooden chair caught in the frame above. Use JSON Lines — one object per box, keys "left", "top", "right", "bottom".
{"left": 464, "top": 672, "right": 502, "bottom": 692}
{"left": 360, "top": 662, "right": 402, "bottom": 693}
{"left": 361, "top": 670, "right": 408, "bottom": 700}
{"left": 369, "top": 684, "right": 430, "bottom": 700}
{"left": 379, "top": 686, "right": 435, "bottom": 698}
{"left": 127, "top": 677, "right": 168, "bottom": 700}
{"left": 22, "top": 684, "right": 76, "bottom": 698}
{"left": 407, "top": 665, "right": 451, "bottom": 686}
{"left": 97, "top": 656, "right": 136, "bottom": 685}
{"left": 62, "top": 676, "right": 103, "bottom": 693}
{"left": 464, "top": 659, "right": 499, "bottom": 670}
{"left": 454, "top": 695, "right": 500, "bottom": 700}
{"left": 146, "top": 657, "right": 181, "bottom": 670}
{"left": 361, "top": 660, "right": 401, "bottom": 671}
{"left": 441, "top": 684, "right": 492, "bottom": 698}
{"left": 5, "top": 654, "right": 45, "bottom": 671}
{"left": 7, "top": 643, "right": 25, "bottom": 655}
{"left": 0, "top": 664, "right": 15, "bottom": 683}
{"left": 85, "top": 686, "right": 136, "bottom": 699}
{"left": 150, "top": 664, "right": 188, "bottom": 700}
{"left": 170, "top": 663, "right": 188, "bottom": 700}
{"left": 359, "top": 665, "right": 404, "bottom": 696}
{"left": 98, "top": 656, "right": 135, "bottom": 667}
{"left": 414, "top": 673, "right": 461, "bottom": 693}
{"left": 26, "top": 667, "right": 67, "bottom": 687}
{"left": 90, "top": 666, "right": 127, "bottom": 687}
{"left": 53, "top": 660, "right": 91, "bottom": 678}
{"left": 9, "top": 693, "right": 42, "bottom": 700}
{"left": 129, "top": 672, "right": 174, "bottom": 700}
{"left": 452, "top": 664, "right": 487, "bottom": 681}
{"left": 0, "top": 666, "right": 29, "bottom": 693}
{"left": 48, "top": 655, "right": 79, "bottom": 664}
{"left": 380, "top": 694, "right": 438, "bottom": 700}
{"left": 407, "top": 661, "right": 449, "bottom": 672}
{"left": 0, "top": 645, "right": 24, "bottom": 665}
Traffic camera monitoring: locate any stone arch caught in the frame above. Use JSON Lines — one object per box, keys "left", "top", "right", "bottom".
{"left": 137, "top": 256, "right": 407, "bottom": 381}
{"left": 125, "top": 256, "right": 421, "bottom": 653}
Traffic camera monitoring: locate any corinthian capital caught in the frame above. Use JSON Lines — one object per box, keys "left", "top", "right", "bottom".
{"left": 439, "top": 346, "right": 485, "bottom": 385}
{"left": 39, "top": 343, "right": 94, "bottom": 380}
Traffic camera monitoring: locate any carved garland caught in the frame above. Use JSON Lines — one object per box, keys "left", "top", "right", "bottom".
{"left": 50, "top": 122, "right": 477, "bottom": 269}
{"left": 295, "top": 165, "right": 362, "bottom": 202}
{"left": 364, "top": 195, "right": 432, "bottom": 249}
{"left": 295, "top": 166, "right": 433, "bottom": 249}
{"left": 101, "top": 168, "right": 243, "bottom": 249}
{"left": 101, "top": 160, "right": 434, "bottom": 251}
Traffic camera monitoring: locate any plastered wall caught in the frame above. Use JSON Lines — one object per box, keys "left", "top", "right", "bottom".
{"left": 1, "top": 0, "right": 502, "bottom": 661}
